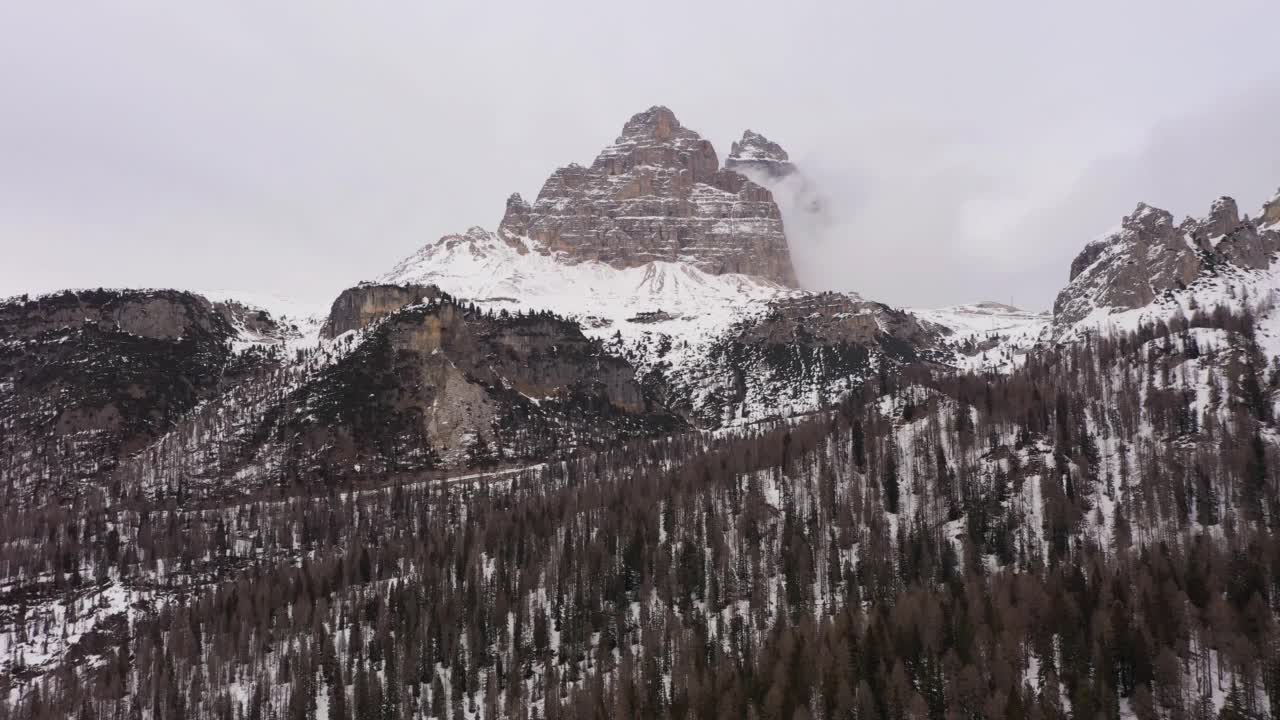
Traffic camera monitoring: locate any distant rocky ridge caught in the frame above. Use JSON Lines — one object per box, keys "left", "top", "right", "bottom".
{"left": 0, "top": 288, "right": 233, "bottom": 341}
{"left": 277, "top": 294, "right": 678, "bottom": 478}
{"left": 924, "top": 188, "right": 1280, "bottom": 370}
{"left": 0, "top": 289, "right": 280, "bottom": 504}
{"left": 646, "top": 292, "right": 951, "bottom": 426}
{"left": 320, "top": 283, "right": 441, "bottom": 339}
{"left": 308, "top": 277, "right": 950, "bottom": 430}
{"left": 6, "top": 106, "right": 1279, "bottom": 504}
{"left": 1053, "top": 191, "right": 1280, "bottom": 331}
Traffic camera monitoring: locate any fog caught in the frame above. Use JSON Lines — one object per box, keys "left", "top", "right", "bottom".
{"left": 2, "top": 0, "right": 1278, "bottom": 310}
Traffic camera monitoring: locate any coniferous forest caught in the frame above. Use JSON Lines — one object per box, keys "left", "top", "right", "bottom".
{"left": 2, "top": 307, "right": 1279, "bottom": 720}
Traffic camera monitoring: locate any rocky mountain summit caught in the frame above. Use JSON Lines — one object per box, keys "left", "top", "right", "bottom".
{"left": 724, "top": 129, "right": 796, "bottom": 179}
{"left": 725, "top": 129, "right": 831, "bottom": 250}
{"left": 495, "top": 106, "right": 798, "bottom": 286}
{"left": 1052, "top": 192, "right": 1280, "bottom": 333}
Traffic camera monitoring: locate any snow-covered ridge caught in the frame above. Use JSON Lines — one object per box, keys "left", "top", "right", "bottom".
{"left": 910, "top": 302, "right": 1050, "bottom": 372}
{"left": 381, "top": 225, "right": 798, "bottom": 347}
{"left": 913, "top": 301, "right": 1048, "bottom": 334}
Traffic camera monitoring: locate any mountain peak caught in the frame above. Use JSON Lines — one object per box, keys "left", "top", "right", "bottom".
{"left": 498, "top": 194, "right": 533, "bottom": 252}
{"left": 726, "top": 129, "right": 796, "bottom": 180}
{"left": 1195, "top": 196, "right": 1241, "bottom": 238}
{"left": 620, "top": 105, "right": 682, "bottom": 140}
{"left": 1261, "top": 187, "right": 1280, "bottom": 227}
{"left": 592, "top": 105, "right": 719, "bottom": 182}
{"left": 730, "top": 130, "right": 790, "bottom": 163}
{"left": 486, "top": 107, "right": 798, "bottom": 286}
{"left": 1124, "top": 202, "right": 1174, "bottom": 231}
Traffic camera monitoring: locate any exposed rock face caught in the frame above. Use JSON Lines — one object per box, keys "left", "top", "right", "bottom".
{"left": 288, "top": 296, "right": 679, "bottom": 475}
{"left": 725, "top": 129, "right": 796, "bottom": 179}
{"left": 496, "top": 193, "right": 533, "bottom": 251}
{"left": 1185, "top": 197, "right": 1277, "bottom": 270}
{"left": 1195, "top": 196, "right": 1241, "bottom": 240}
{"left": 320, "top": 283, "right": 442, "bottom": 339}
{"left": 497, "top": 106, "right": 798, "bottom": 286}
{"left": 1054, "top": 198, "right": 1280, "bottom": 329}
{"left": 0, "top": 288, "right": 231, "bottom": 341}
{"left": 1260, "top": 188, "right": 1280, "bottom": 228}
{"left": 0, "top": 290, "right": 241, "bottom": 502}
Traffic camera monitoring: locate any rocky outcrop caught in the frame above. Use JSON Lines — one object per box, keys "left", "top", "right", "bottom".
{"left": 286, "top": 297, "right": 679, "bottom": 477}
{"left": 0, "top": 288, "right": 232, "bottom": 341}
{"left": 1186, "top": 197, "right": 1277, "bottom": 270}
{"left": 497, "top": 106, "right": 798, "bottom": 286}
{"left": 1056, "top": 203, "right": 1201, "bottom": 324}
{"left": 1260, "top": 188, "right": 1280, "bottom": 228}
{"left": 725, "top": 129, "right": 797, "bottom": 180}
{"left": 320, "top": 283, "right": 442, "bottom": 339}
{"left": 1194, "top": 197, "right": 1241, "bottom": 240}
{"left": 496, "top": 193, "right": 533, "bottom": 251}
{"left": 638, "top": 292, "right": 949, "bottom": 427}
{"left": 1053, "top": 197, "right": 1280, "bottom": 330}
{"left": 0, "top": 290, "right": 242, "bottom": 502}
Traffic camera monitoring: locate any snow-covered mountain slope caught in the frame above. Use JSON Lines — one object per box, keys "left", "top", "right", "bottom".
{"left": 379, "top": 225, "right": 949, "bottom": 427}
{"left": 197, "top": 288, "right": 328, "bottom": 351}
{"left": 381, "top": 226, "right": 793, "bottom": 350}
{"left": 379, "top": 224, "right": 787, "bottom": 425}
{"left": 911, "top": 301, "right": 1051, "bottom": 371}
{"left": 360, "top": 106, "right": 957, "bottom": 425}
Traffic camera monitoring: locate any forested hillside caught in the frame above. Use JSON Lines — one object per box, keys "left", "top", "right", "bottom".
{"left": 3, "top": 304, "right": 1278, "bottom": 720}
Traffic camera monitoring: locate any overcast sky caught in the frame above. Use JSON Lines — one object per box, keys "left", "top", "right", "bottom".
{"left": 3, "top": 1, "right": 1279, "bottom": 311}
